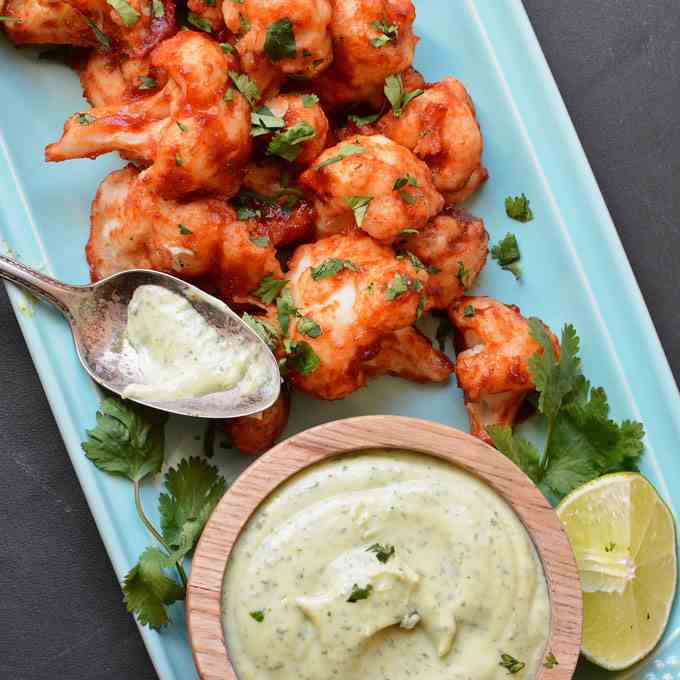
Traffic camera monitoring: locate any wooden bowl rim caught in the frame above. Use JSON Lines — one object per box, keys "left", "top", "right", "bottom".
{"left": 188, "top": 416, "right": 582, "bottom": 680}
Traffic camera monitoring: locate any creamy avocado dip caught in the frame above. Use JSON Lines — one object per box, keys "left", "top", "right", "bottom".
{"left": 222, "top": 450, "right": 550, "bottom": 680}
{"left": 122, "top": 285, "right": 270, "bottom": 402}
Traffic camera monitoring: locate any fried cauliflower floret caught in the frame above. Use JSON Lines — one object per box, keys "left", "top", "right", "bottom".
{"left": 377, "top": 78, "right": 488, "bottom": 204}
{"left": 64, "top": 0, "right": 175, "bottom": 56}
{"left": 87, "top": 165, "right": 230, "bottom": 281}
{"left": 261, "top": 93, "right": 330, "bottom": 166}
{"left": 80, "top": 52, "right": 164, "bottom": 107}
{"left": 363, "top": 326, "right": 453, "bottom": 383}
{"left": 311, "top": 0, "right": 418, "bottom": 109}
{"left": 449, "top": 297, "right": 559, "bottom": 444}
{"left": 0, "top": 0, "right": 92, "bottom": 45}
{"left": 285, "top": 233, "right": 427, "bottom": 399}
{"left": 46, "top": 32, "right": 252, "bottom": 200}
{"left": 401, "top": 207, "right": 489, "bottom": 309}
{"left": 223, "top": 387, "right": 291, "bottom": 454}
{"left": 224, "top": 0, "right": 333, "bottom": 98}
{"left": 238, "top": 160, "right": 315, "bottom": 247}
{"left": 300, "top": 135, "right": 443, "bottom": 243}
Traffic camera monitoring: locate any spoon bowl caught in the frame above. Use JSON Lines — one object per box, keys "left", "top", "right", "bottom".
{"left": 0, "top": 255, "right": 281, "bottom": 419}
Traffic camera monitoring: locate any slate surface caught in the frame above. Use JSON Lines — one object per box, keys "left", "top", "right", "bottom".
{"left": 1, "top": 2, "right": 678, "bottom": 678}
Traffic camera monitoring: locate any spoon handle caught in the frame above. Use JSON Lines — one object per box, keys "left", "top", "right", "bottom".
{"left": 0, "top": 255, "right": 85, "bottom": 317}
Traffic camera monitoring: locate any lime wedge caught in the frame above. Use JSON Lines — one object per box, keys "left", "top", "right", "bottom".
{"left": 557, "top": 472, "right": 677, "bottom": 670}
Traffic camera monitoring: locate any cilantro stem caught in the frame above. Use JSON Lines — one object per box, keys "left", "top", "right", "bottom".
{"left": 133, "top": 480, "right": 188, "bottom": 588}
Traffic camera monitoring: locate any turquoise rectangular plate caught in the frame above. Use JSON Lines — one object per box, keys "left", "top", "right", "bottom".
{"left": 1, "top": 1, "right": 679, "bottom": 678}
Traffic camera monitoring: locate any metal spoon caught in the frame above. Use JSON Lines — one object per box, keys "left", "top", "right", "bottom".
{"left": 0, "top": 255, "right": 281, "bottom": 418}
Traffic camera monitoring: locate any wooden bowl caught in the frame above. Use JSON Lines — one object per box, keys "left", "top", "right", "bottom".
{"left": 188, "top": 416, "right": 583, "bottom": 679}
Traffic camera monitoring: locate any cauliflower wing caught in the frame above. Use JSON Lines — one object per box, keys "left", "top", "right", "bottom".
{"left": 377, "top": 77, "right": 488, "bottom": 203}
{"left": 223, "top": 387, "right": 291, "bottom": 454}
{"left": 223, "top": 0, "right": 333, "bottom": 98}
{"left": 300, "top": 134, "right": 443, "bottom": 243}
{"left": 449, "top": 296, "right": 559, "bottom": 444}
{"left": 285, "top": 232, "right": 427, "bottom": 399}
{"left": 46, "top": 32, "right": 252, "bottom": 200}
{"left": 0, "top": 0, "right": 92, "bottom": 45}
{"left": 311, "top": 0, "right": 418, "bottom": 110}
{"left": 401, "top": 206, "right": 488, "bottom": 309}
{"left": 364, "top": 326, "right": 453, "bottom": 383}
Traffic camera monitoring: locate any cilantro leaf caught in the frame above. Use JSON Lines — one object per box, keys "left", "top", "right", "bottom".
{"left": 463, "top": 304, "right": 475, "bottom": 317}
{"left": 267, "top": 122, "right": 316, "bottom": 161}
{"left": 250, "top": 235, "right": 269, "bottom": 247}
{"left": 385, "top": 272, "right": 420, "bottom": 300}
{"left": 393, "top": 175, "right": 418, "bottom": 190}
{"left": 229, "top": 70, "right": 261, "bottom": 107}
{"left": 82, "top": 397, "right": 166, "bottom": 482}
{"left": 367, "top": 543, "right": 395, "bottom": 563}
{"left": 77, "top": 113, "right": 95, "bottom": 125}
{"left": 284, "top": 339, "right": 320, "bottom": 375}
{"left": 302, "top": 94, "right": 319, "bottom": 107}
{"left": 505, "top": 193, "right": 534, "bottom": 222}
{"left": 384, "top": 74, "right": 424, "bottom": 118}
{"left": 86, "top": 18, "right": 111, "bottom": 48}
{"left": 219, "top": 41, "right": 234, "bottom": 53}
{"left": 310, "top": 258, "right": 359, "bottom": 280}
{"left": 349, "top": 112, "right": 382, "bottom": 128}
{"left": 122, "top": 547, "right": 185, "bottom": 630}
{"left": 138, "top": 76, "right": 157, "bottom": 90}
{"left": 316, "top": 143, "right": 366, "bottom": 169}
{"left": 0, "top": 15, "right": 21, "bottom": 22}
{"left": 297, "top": 315, "right": 322, "bottom": 338}
{"left": 345, "top": 195, "right": 373, "bottom": 226}
{"left": 544, "top": 652, "right": 558, "bottom": 669}
{"left": 250, "top": 610, "right": 265, "bottom": 622}
{"left": 264, "top": 17, "right": 296, "bottom": 62}
{"left": 370, "top": 18, "right": 398, "bottom": 48}
{"left": 276, "top": 287, "right": 297, "bottom": 336}
{"left": 151, "top": 0, "right": 164, "bottom": 18}
{"left": 491, "top": 233, "right": 522, "bottom": 280}
{"left": 158, "top": 457, "right": 226, "bottom": 557}
{"left": 347, "top": 583, "right": 373, "bottom": 603}
{"left": 456, "top": 261, "right": 470, "bottom": 288}
{"left": 487, "top": 426, "right": 542, "bottom": 482}
{"left": 253, "top": 275, "right": 287, "bottom": 304}
{"left": 251, "top": 106, "right": 285, "bottom": 137}
{"left": 106, "top": 0, "right": 140, "bottom": 26}
{"left": 187, "top": 11, "right": 212, "bottom": 32}
{"left": 499, "top": 654, "right": 526, "bottom": 675}
{"left": 178, "top": 224, "right": 192, "bottom": 235}
{"left": 239, "top": 206, "right": 262, "bottom": 220}
{"left": 243, "top": 313, "right": 280, "bottom": 351}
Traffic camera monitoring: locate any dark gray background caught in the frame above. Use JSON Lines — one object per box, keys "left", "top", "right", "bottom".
{"left": 1, "top": 2, "right": 679, "bottom": 678}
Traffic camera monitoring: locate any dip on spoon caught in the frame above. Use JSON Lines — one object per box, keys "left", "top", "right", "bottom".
{"left": 0, "top": 255, "right": 281, "bottom": 419}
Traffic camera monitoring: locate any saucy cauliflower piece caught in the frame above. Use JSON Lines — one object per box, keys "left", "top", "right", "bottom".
{"left": 223, "top": 387, "right": 291, "bottom": 455}
{"left": 68, "top": 0, "right": 174, "bottom": 56}
{"left": 0, "top": 0, "right": 92, "bottom": 45}
{"left": 80, "top": 52, "right": 165, "bottom": 108}
{"left": 449, "top": 296, "right": 560, "bottom": 444}
{"left": 300, "top": 135, "right": 443, "bottom": 244}
{"left": 46, "top": 32, "right": 251, "bottom": 200}
{"left": 284, "top": 233, "right": 427, "bottom": 400}
{"left": 401, "top": 207, "right": 489, "bottom": 309}
{"left": 377, "top": 78, "right": 488, "bottom": 204}
{"left": 363, "top": 326, "right": 453, "bottom": 383}
{"left": 260, "top": 93, "right": 330, "bottom": 166}
{"left": 224, "top": 0, "right": 333, "bottom": 98}
{"left": 311, "top": 0, "right": 418, "bottom": 109}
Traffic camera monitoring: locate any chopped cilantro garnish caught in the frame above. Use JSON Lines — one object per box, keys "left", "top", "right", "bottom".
{"left": 223, "top": 88, "right": 234, "bottom": 102}
{"left": 384, "top": 73, "right": 424, "bottom": 118}
{"left": 77, "top": 113, "right": 95, "bottom": 125}
{"left": 229, "top": 70, "right": 261, "bottom": 107}
{"left": 175, "top": 153, "right": 183, "bottom": 167}
{"left": 264, "top": 17, "right": 296, "bottom": 61}
{"left": 316, "top": 143, "right": 366, "bottom": 169}
{"left": 456, "top": 261, "right": 470, "bottom": 288}
{"left": 491, "top": 233, "right": 522, "bottom": 280}
{"left": 219, "top": 41, "right": 234, "bottom": 53}
{"left": 393, "top": 175, "right": 418, "bottom": 191}
{"left": 243, "top": 313, "right": 280, "bottom": 352}
{"left": 367, "top": 543, "right": 395, "bottom": 563}
{"left": 499, "top": 654, "right": 525, "bottom": 674}
{"left": 505, "top": 193, "right": 534, "bottom": 222}
{"left": 347, "top": 583, "right": 373, "bottom": 603}
{"left": 297, "top": 315, "right": 322, "bottom": 338}
{"left": 251, "top": 106, "right": 285, "bottom": 137}
{"left": 284, "top": 339, "right": 320, "bottom": 375}
{"left": 302, "top": 94, "right": 319, "bottom": 107}
{"left": 370, "top": 17, "right": 399, "bottom": 48}
{"left": 385, "top": 273, "right": 411, "bottom": 300}
{"left": 399, "top": 190, "right": 418, "bottom": 204}
{"left": 276, "top": 288, "right": 297, "bottom": 336}
{"left": 106, "top": 0, "right": 140, "bottom": 27}
{"left": 86, "top": 18, "right": 111, "bottom": 49}
{"left": 176, "top": 121, "right": 188, "bottom": 132}
{"left": 544, "top": 652, "right": 558, "bottom": 669}
{"left": 187, "top": 11, "right": 212, "bottom": 32}
{"left": 249, "top": 610, "right": 265, "bottom": 622}
{"left": 253, "top": 275, "right": 288, "bottom": 305}
{"left": 0, "top": 15, "right": 21, "bottom": 21}
{"left": 249, "top": 236, "right": 269, "bottom": 246}
{"left": 348, "top": 111, "right": 382, "bottom": 127}
{"left": 267, "top": 122, "right": 316, "bottom": 161}
{"left": 463, "top": 304, "right": 475, "bottom": 317}
{"left": 138, "top": 76, "right": 157, "bottom": 90}
{"left": 238, "top": 12, "right": 250, "bottom": 33}
{"left": 151, "top": 0, "right": 164, "bottom": 18}
{"left": 310, "top": 258, "right": 359, "bottom": 280}
{"left": 604, "top": 541, "right": 616, "bottom": 552}
{"left": 345, "top": 195, "right": 373, "bottom": 227}
{"left": 178, "top": 224, "right": 192, "bottom": 235}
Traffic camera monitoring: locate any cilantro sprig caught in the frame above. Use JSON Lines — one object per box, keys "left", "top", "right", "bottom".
{"left": 264, "top": 17, "right": 296, "bottom": 62}
{"left": 491, "top": 233, "right": 522, "bottom": 280}
{"left": 488, "top": 322, "right": 645, "bottom": 502}
{"left": 82, "top": 398, "right": 228, "bottom": 629}
{"left": 267, "top": 122, "right": 316, "bottom": 161}
{"left": 505, "top": 193, "right": 534, "bottom": 222}
{"left": 384, "top": 73, "right": 424, "bottom": 118}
